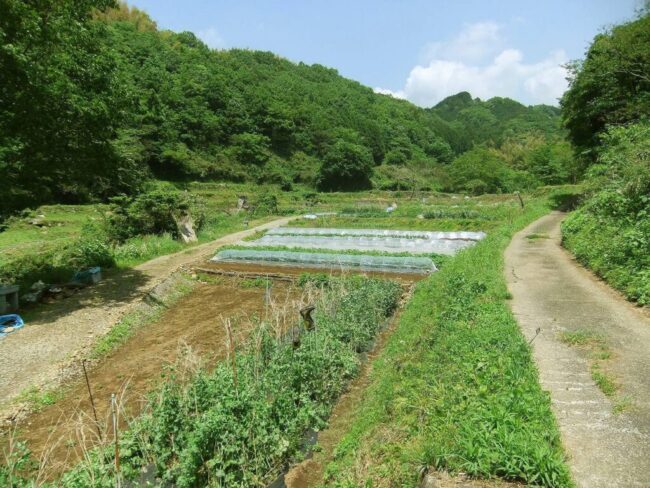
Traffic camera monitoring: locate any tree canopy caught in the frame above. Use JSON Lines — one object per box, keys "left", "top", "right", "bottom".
{"left": 0, "top": 1, "right": 571, "bottom": 216}
{"left": 561, "top": 11, "right": 650, "bottom": 161}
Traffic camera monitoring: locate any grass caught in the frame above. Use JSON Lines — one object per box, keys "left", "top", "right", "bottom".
{"left": 194, "top": 272, "right": 225, "bottom": 285}
{"left": 590, "top": 364, "right": 617, "bottom": 397}
{"left": 613, "top": 396, "right": 633, "bottom": 414}
{"left": 560, "top": 328, "right": 624, "bottom": 403}
{"left": 0, "top": 205, "right": 105, "bottom": 259}
{"left": 559, "top": 329, "right": 602, "bottom": 346}
{"left": 15, "top": 387, "right": 63, "bottom": 413}
{"left": 526, "top": 233, "right": 550, "bottom": 240}
{"left": 238, "top": 276, "right": 272, "bottom": 288}
{"left": 320, "top": 198, "right": 573, "bottom": 487}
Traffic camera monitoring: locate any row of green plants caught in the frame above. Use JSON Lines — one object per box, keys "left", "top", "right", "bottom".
{"left": 292, "top": 214, "right": 501, "bottom": 233}
{"left": 2, "top": 276, "right": 402, "bottom": 487}
{"left": 339, "top": 206, "right": 486, "bottom": 220}
{"left": 322, "top": 199, "right": 573, "bottom": 487}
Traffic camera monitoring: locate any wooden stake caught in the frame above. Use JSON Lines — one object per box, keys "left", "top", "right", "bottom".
{"left": 264, "top": 275, "right": 271, "bottom": 320}
{"left": 111, "top": 394, "right": 121, "bottom": 488}
{"left": 515, "top": 191, "right": 525, "bottom": 208}
{"left": 81, "top": 360, "right": 102, "bottom": 441}
{"left": 224, "top": 319, "right": 238, "bottom": 391}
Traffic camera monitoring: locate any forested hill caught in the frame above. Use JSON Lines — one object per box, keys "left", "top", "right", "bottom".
{"left": 1, "top": 1, "right": 567, "bottom": 215}
{"left": 430, "top": 92, "right": 561, "bottom": 152}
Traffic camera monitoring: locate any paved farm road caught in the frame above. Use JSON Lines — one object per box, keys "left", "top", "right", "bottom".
{"left": 505, "top": 211, "right": 650, "bottom": 487}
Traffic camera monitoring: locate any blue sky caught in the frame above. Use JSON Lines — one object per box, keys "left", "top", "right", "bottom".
{"left": 130, "top": 0, "right": 640, "bottom": 106}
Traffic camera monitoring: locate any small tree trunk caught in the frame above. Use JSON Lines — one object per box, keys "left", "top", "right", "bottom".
{"left": 174, "top": 212, "right": 198, "bottom": 243}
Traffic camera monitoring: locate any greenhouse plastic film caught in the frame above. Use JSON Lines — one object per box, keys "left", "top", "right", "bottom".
{"left": 266, "top": 227, "right": 486, "bottom": 241}
{"left": 211, "top": 250, "right": 436, "bottom": 274}
{"left": 244, "top": 234, "right": 476, "bottom": 255}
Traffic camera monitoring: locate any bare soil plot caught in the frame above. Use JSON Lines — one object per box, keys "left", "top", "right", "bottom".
{"left": 4, "top": 278, "right": 301, "bottom": 478}
{"left": 197, "top": 260, "right": 429, "bottom": 284}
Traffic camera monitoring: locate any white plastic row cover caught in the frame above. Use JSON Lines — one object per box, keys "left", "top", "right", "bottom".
{"left": 211, "top": 250, "right": 436, "bottom": 274}
{"left": 267, "top": 227, "right": 486, "bottom": 241}
{"left": 244, "top": 235, "right": 476, "bottom": 255}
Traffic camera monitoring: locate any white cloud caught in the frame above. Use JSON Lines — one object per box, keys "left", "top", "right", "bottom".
{"left": 374, "top": 87, "right": 406, "bottom": 99}
{"left": 421, "top": 21, "right": 503, "bottom": 64}
{"left": 377, "top": 22, "right": 568, "bottom": 107}
{"left": 197, "top": 27, "right": 225, "bottom": 49}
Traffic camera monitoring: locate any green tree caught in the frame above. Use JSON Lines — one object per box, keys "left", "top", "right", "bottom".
{"left": 447, "top": 147, "right": 536, "bottom": 195}
{"left": 317, "top": 141, "right": 373, "bottom": 191}
{"left": 0, "top": 0, "right": 131, "bottom": 215}
{"left": 561, "top": 12, "right": 650, "bottom": 160}
{"left": 228, "top": 133, "right": 271, "bottom": 165}
{"left": 524, "top": 141, "right": 576, "bottom": 184}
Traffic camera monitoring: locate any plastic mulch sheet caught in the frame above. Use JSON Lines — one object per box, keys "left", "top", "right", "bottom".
{"left": 211, "top": 249, "right": 436, "bottom": 274}
{"left": 266, "top": 227, "right": 486, "bottom": 241}
{"left": 243, "top": 234, "right": 477, "bottom": 255}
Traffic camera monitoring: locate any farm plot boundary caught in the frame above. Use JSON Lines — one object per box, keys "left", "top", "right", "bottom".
{"left": 322, "top": 199, "right": 574, "bottom": 487}
{"left": 2, "top": 276, "right": 404, "bottom": 487}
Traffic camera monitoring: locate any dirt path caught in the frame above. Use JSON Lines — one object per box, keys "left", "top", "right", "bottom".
{"left": 505, "top": 212, "right": 650, "bottom": 487}
{"left": 0, "top": 216, "right": 296, "bottom": 413}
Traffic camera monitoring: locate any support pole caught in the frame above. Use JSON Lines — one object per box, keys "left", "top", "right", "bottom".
{"left": 111, "top": 393, "right": 121, "bottom": 488}
{"left": 515, "top": 191, "right": 525, "bottom": 209}
{"left": 81, "top": 360, "right": 102, "bottom": 441}
{"left": 225, "top": 320, "right": 238, "bottom": 392}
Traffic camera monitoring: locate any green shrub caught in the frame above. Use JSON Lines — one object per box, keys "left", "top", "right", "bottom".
{"left": 67, "top": 237, "right": 115, "bottom": 270}
{"left": 250, "top": 193, "right": 279, "bottom": 216}
{"left": 228, "top": 133, "right": 271, "bottom": 166}
{"left": 106, "top": 190, "right": 206, "bottom": 243}
{"left": 317, "top": 141, "right": 374, "bottom": 191}
{"left": 562, "top": 123, "right": 650, "bottom": 305}
{"left": 548, "top": 186, "right": 584, "bottom": 211}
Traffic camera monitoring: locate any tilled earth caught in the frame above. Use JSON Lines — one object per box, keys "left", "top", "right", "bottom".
{"left": 5, "top": 278, "right": 301, "bottom": 478}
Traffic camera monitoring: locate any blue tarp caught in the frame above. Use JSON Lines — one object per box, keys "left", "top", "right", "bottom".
{"left": 0, "top": 314, "right": 24, "bottom": 338}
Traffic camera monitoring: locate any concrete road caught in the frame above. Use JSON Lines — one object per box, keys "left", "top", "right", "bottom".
{"left": 506, "top": 212, "right": 650, "bottom": 487}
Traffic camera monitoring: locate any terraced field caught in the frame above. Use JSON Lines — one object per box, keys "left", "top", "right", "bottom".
{"left": 1, "top": 190, "right": 573, "bottom": 487}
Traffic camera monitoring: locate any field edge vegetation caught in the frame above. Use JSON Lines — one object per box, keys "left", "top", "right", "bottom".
{"left": 321, "top": 198, "right": 574, "bottom": 487}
